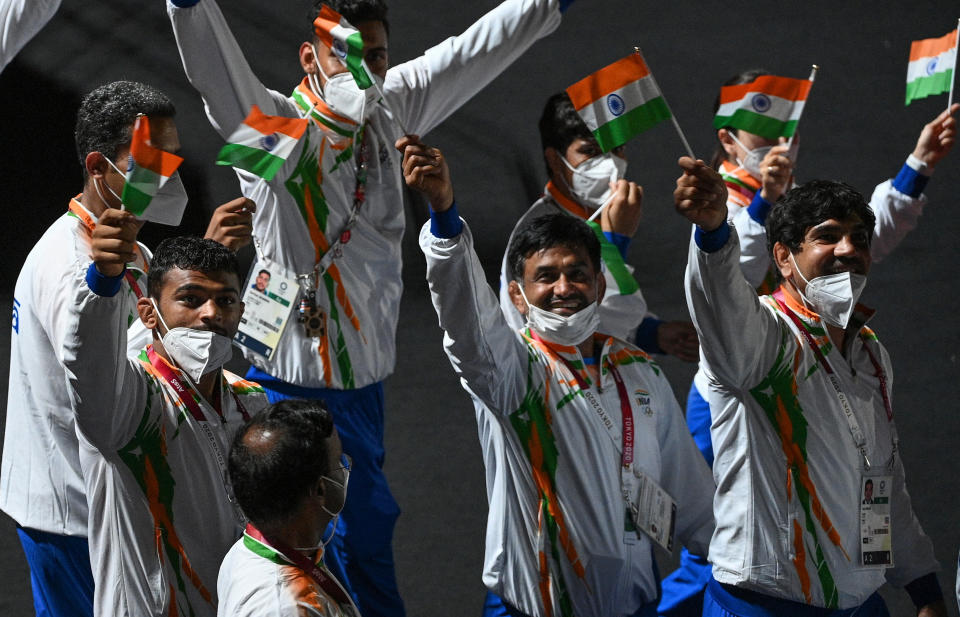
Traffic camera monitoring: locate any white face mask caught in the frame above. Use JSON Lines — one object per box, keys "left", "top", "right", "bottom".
{"left": 728, "top": 132, "right": 773, "bottom": 180}
{"left": 518, "top": 284, "right": 599, "bottom": 347}
{"left": 310, "top": 45, "right": 382, "bottom": 124}
{"left": 101, "top": 155, "right": 189, "bottom": 225}
{"left": 790, "top": 254, "right": 867, "bottom": 328}
{"left": 298, "top": 459, "right": 350, "bottom": 552}
{"left": 560, "top": 152, "right": 627, "bottom": 210}
{"left": 151, "top": 299, "right": 234, "bottom": 382}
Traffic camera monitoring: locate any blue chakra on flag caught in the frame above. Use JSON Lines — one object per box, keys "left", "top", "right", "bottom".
{"left": 607, "top": 93, "right": 626, "bottom": 117}
{"left": 333, "top": 39, "right": 348, "bottom": 60}
{"left": 260, "top": 133, "right": 279, "bottom": 152}
{"left": 751, "top": 93, "right": 772, "bottom": 113}
{"left": 926, "top": 58, "right": 939, "bottom": 75}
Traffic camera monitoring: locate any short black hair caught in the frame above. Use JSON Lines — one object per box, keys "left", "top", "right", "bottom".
{"left": 229, "top": 399, "right": 336, "bottom": 527}
{"left": 766, "top": 180, "right": 876, "bottom": 258}
{"left": 538, "top": 92, "right": 594, "bottom": 176}
{"left": 74, "top": 81, "right": 176, "bottom": 180}
{"left": 311, "top": 0, "right": 389, "bottom": 37}
{"left": 710, "top": 69, "right": 770, "bottom": 170}
{"left": 147, "top": 236, "right": 241, "bottom": 298}
{"left": 507, "top": 213, "right": 601, "bottom": 282}
{"left": 258, "top": 269, "right": 271, "bottom": 277}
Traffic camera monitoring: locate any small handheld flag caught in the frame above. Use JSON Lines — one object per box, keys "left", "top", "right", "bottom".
{"left": 121, "top": 115, "right": 183, "bottom": 217}
{"left": 713, "top": 75, "right": 812, "bottom": 139}
{"left": 566, "top": 52, "right": 672, "bottom": 153}
{"left": 217, "top": 105, "right": 309, "bottom": 181}
{"left": 314, "top": 4, "right": 374, "bottom": 90}
{"left": 906, "top": 27, "right": 958, "bottom": 106}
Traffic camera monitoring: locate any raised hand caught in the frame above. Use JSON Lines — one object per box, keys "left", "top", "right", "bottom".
{"left": 911, "top": 102, "right": 959, "bottom": 168}
{"left": 601, "top": 179, "right": 643, "bottom": 238}
{"left": 91, "top": 209, "right": 143, "bottom": 277}
{"left": 204, "top": 197, "right": 256, "bottom": 251}
{"left": 759, "top": 143, "right": 793, "bottom": 202}
{"left": 396, "top": 134, "right": 453, "bottom": 212}
{"left": 674, "top": 157, "right": 728, "bottom": 231}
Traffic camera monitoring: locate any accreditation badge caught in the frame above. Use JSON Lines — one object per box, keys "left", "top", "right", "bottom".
{"left": 628, "top": 469, "right": 677, "bottom": 552}
{"left": 234, "top": 258, "right": 299, "bottom": 361}
{"left": 859, "top": 474, "right": 893, "bottom": 567}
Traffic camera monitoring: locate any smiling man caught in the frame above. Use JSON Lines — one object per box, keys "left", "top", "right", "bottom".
{"left": 405, "top": 135, "right": 715, "bottom": 617}
{"left": 676, "top": 159, "right": 945, "bottom": 617}
{"left": 62, "top": 230, "right": 269, "bottom": 617}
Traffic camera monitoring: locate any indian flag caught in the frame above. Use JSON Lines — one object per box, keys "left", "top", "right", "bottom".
{"left": 121, "top": 115, "right": 183, "bottom": 217}
{"left": 566, "top": 53, "right": 671, "bottom": 152}
{"left": 217, "top": 105, "right": 309, "bottom": 181}
{"left": 314, "top": 4, "right": 374, "bottom": 89}
{"left": 906, "top": 29, "right": 957, "bottom": 105}
{"left": 713, "top": 75, "right": 812, "bottom": 139}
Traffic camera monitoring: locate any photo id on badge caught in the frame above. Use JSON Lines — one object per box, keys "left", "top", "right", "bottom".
{"left": 629, "top": 469, "right": 677, "bottom": 552}
{"left": 234, "top": 259, "right": 299, "bottom": 361}
{"left": 859, "top": 474, "right": 893, "bottom": 568}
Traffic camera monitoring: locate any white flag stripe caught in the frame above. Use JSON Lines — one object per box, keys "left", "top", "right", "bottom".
{"left": 228, "top": 123, "right": 300, "bottom": 158}
{"left": 907, "top": 47, "right": 957, "bottom": 83}
{"left": 715, "top": 93, "right": 806, "bottom": 123}
{"left": 576, "top": 76, "right": 661, "bottom": 131}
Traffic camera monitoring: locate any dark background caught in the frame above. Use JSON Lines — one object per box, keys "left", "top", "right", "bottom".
{"left": 1, "top": 1, "right": 958, "bottom": 614}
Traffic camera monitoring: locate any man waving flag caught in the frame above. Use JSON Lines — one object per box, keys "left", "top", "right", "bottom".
{"left": 906, "top": 27, "right": 958, "bottom": 105}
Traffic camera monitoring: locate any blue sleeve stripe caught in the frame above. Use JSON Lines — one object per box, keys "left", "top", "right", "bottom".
{"left": 169, "top": 0, "right": 201, "bottom": 6}
{"left": 747, "top": 191, "right": 773, "bottom": 225}
{"left": 694, "top": 221, "right": 730, "bottom": 253}
{"left": 429, "top": 201, "right": 463, "bottom": 238}
{"left": 892, "top": 163, "right": 929, "bottom": 198}
{"left": 85, "top": 263, "right": 125, "bottom": 297}
{"left": 602, "top": 231, "right": 631, "bottom": 260}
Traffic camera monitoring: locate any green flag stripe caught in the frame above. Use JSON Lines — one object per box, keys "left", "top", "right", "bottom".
{"left": 905, "top": 69, "right": 954, "bottom": 105}
{"left": 344, "top": 32, "right": 373, "bottom": 89}
{"left": 586, "top": 220, "right": 639, "bottom": 295}
{"left": 121, "top": 184, "right": 153, "bottom": 216}
{"left": 217, "top": 143, "right": 286, "bottom": 181}
{"left": 714, "top": 110, "right": 799, "bottom": 139}
{"left": 592, "top": 97, "right": 671, "bottom": 152}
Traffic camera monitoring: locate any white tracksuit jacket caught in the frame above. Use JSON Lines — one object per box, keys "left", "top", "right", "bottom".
{"left": 685, "top": 226, "right": 938, "bottom": 609}
{"left": 0, "top": 198, "right": 149, "bottom": 537}
{"left": 422, "top": 220, "right": 715, "bottom": 617}
{"left": 168, "top": 0, "right": 563, "bottom": 390}
{"left": 0, "top": 0, "right": 60, "bottom": 72}
{"left": 62, "top": 267, "right": 269, "bottom": 617}
{"left": 499, "top": 183, "right": 649, "bottom": 341}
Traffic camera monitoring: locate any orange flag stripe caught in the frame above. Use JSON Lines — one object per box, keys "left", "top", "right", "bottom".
{"left": 909, "top": 29, "right": 958, "bottom": 62}
{"left": 718, "top": 75, "right": 811, "bottom": 105}
{"left": 566, "top": 54, "right": 651, "bottom": 110}
{"left": 130, "top": 116, "right": 183, "bottom": 178}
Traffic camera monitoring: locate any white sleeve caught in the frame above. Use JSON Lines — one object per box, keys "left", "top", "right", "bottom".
{"left": 167, "top": 0, "right": 298, "bottom": 138}
{"left": 652, "top": 371, "right": 715, "bottom": 555}
{"left": 730, "top": 202, "right": 772, "bottom": 289}
{"left": 421, "top": 220, "right": 527, "bottom": 415}
{"left": 62, "top": 267, "right": 148, "bottom": 453}
{"left": 0, "top": 0, "right": 60, "bottom": 72}
{"left": 385, "top": 0, "right": 562, "bottom": 136}
{"left": 868, "top": 177, "right": 926, "bottom": 264}
{"left": 684, "top": 225, "right": 784, "bottom": 390}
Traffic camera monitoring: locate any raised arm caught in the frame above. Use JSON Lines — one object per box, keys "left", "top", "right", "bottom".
{"left": 676, "top": 157, "right": 782, "bottom": 389}
{"left": 167, "top": 0, "right": 296, "bottom": 137}
{"left": 387, "top": 0, "right": 565, "bottom": 136}
{"left": 62, "top": 209, "right": 149, "bottom": 452}
{"left": 0, "top": 0, "right": 60, "bottom": 72}
{"left": 400, "top": 135, "right": 527, "bottom": 412}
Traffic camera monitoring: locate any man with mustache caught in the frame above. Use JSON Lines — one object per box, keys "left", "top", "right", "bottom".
{"left": 676, "top": 159, "right": 945, "bottom": 617}
{"left": 62, "top": 230, "right": 269, "bottom": 617}
{"left": 406, "top": 135, "right": 715, "bottom": 617}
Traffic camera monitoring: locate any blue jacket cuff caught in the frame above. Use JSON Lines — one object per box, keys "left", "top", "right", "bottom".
{"left": 559, "top": 0, "right": 574, "bottom": 12}
{"left": 86, "top": 263, "right": 125, "bottom": 297}
{"left": 634, "top": 317, "right": 663, "bottom": 354}
{"left": 904, "top": 572, "right": 942, "bottom": 609}
{"left": 429, "top": 200, "right": 463, "bottom": 239}
{"left": 169, "top": 0, "right": 201, "bottom": 6}
{"left": 694, "top": 221, "right": 730, "bottom": 253}
{"left": 747, "top": 190, "right": 773, "bottom": 225}
{"left": 603, "top": 231, "right": 631, "bottom": 260}
{"left": 892, "top": 162, "right": 929, "bottom": 198}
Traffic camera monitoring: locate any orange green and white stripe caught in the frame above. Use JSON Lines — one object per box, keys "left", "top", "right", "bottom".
{"left": 714, "top": 75, "right": 812, "bottom": 139}
{"left": 906, "top": 28, "right": 957, "bottom": 105}
{"left": 566, "top": 53, "right": 671, "bottom": 152}
{"left": 217, "top": 105, "right": 308, "bottom": 181}
{"left": 314, "top": 4, "right": 374, "bottom": 89}
{"left": 121, "top": 115, "right": 183, "bottom": 217}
